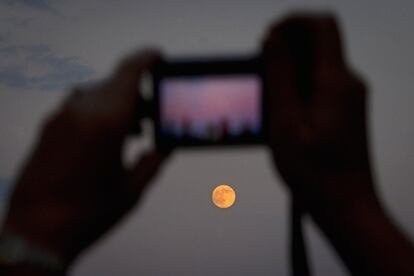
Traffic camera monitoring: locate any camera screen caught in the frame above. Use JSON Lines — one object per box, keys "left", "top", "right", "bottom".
{"left": 159, "top": 74, "right": 262, "bottom": 144}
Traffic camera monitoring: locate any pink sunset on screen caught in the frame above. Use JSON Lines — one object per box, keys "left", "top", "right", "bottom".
{"left": 160, "top": 75, "right": 261, "bottom": 138}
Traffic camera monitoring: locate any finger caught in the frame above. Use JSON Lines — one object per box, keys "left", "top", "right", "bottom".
{"left": 275, "top": 13, "right": 345, "bottom": 69}
{"left": 264, "top": 14, "right": 349, "bottom": 109}
{"left": 262, "top": 16, "right": 305, "bottom": 138}
{"left": 124, "top": 150, "right": 170, "bottom": 207}
{"left": 111, "top": 49, "right": 162, "bottom": 103}
{"left": 301, "top": 15, "right": 351, "bottom": 110}
{"left": 313, "top": 15, "right": 345, "bottom": 70}
{"left": 262, "top": 19, "right": 302, "bottom": 113}
{"left": 270, "top": 15, "right": 317, "bottom": 103}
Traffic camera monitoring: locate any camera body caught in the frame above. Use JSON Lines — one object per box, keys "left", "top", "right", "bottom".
{"left": 152, "top": 55, "right": 268, "bottom": 150}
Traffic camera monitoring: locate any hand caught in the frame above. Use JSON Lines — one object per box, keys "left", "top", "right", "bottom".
{"left": 2, "top": 49, "right": 169, "bottom": 265}
{"left": 262, "top": 14, "right": 378, "bottom": 213}
{"left": 263, "top": 14, "right": 414, "bottom": 276}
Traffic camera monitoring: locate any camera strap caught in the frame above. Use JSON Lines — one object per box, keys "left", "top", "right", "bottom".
{"left": 290, "top": 196, "right": 311, "bottom": 276}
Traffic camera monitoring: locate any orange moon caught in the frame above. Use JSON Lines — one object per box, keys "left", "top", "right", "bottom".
{"left": 212, "top": 184, "right": 236, "bottom": 208}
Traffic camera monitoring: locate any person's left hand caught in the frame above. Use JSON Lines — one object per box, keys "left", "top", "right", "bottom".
{"left": 2, "top": 49, "right": 169, "bottom": 265}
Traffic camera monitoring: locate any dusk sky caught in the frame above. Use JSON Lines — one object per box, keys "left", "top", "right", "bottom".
{"left": 161, "top": 75, "right": 261, "bottom": 137}
{"left": 1, "top": 0, "right": 414, "bottom": 275}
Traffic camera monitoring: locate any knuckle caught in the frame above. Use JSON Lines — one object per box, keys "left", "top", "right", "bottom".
{"left": 41, "top": 109, "right": 71, "bottom": 139}
{"left": 42, "top": 108, "right": 121, "bottom": 142}
{"left": 116, "top": 56, "right": 133, "bottom": 74}
{"left": 62, "top": 88, "right": 120, "bottom": 133}
{"left": 40, "top": 86, "right": 126, "bottom": 145}
{"left": 41, "top": 112, "right": 59, "bottom": 134}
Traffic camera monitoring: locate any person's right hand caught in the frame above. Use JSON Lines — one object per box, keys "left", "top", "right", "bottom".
{"left": 262, "top": 14, "right": 378, "bottom": 214}
{"left": 263, "top": 14, "right": 414, "bottom": 276}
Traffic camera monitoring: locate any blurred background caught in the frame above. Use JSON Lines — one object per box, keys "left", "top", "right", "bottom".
{"left": 0, "top": 0, "right": 413, "bottom": 275}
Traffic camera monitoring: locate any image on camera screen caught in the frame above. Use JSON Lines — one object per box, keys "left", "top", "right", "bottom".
{"left": 159, "top": 74, "right": 262, "bottom": 144}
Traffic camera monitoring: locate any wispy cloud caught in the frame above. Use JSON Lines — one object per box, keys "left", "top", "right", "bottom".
{"left": 0, "top": 44, "right": 95, "bottom": 91}
{"left": 1, "top": 0, "right": 55, "bottom": 11}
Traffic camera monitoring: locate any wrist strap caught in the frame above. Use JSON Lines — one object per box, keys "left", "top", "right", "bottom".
{"left": 290, "top": 197, "right": 311, "bottom": 276}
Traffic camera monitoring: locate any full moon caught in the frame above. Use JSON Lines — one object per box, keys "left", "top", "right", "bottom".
{"left": 212, "top": 184, "right": 236, "bottom": 208}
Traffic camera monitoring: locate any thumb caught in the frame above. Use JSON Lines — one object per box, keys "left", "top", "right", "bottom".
{"left": 124, "top": 150, "right": 170, "bottom": 208}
